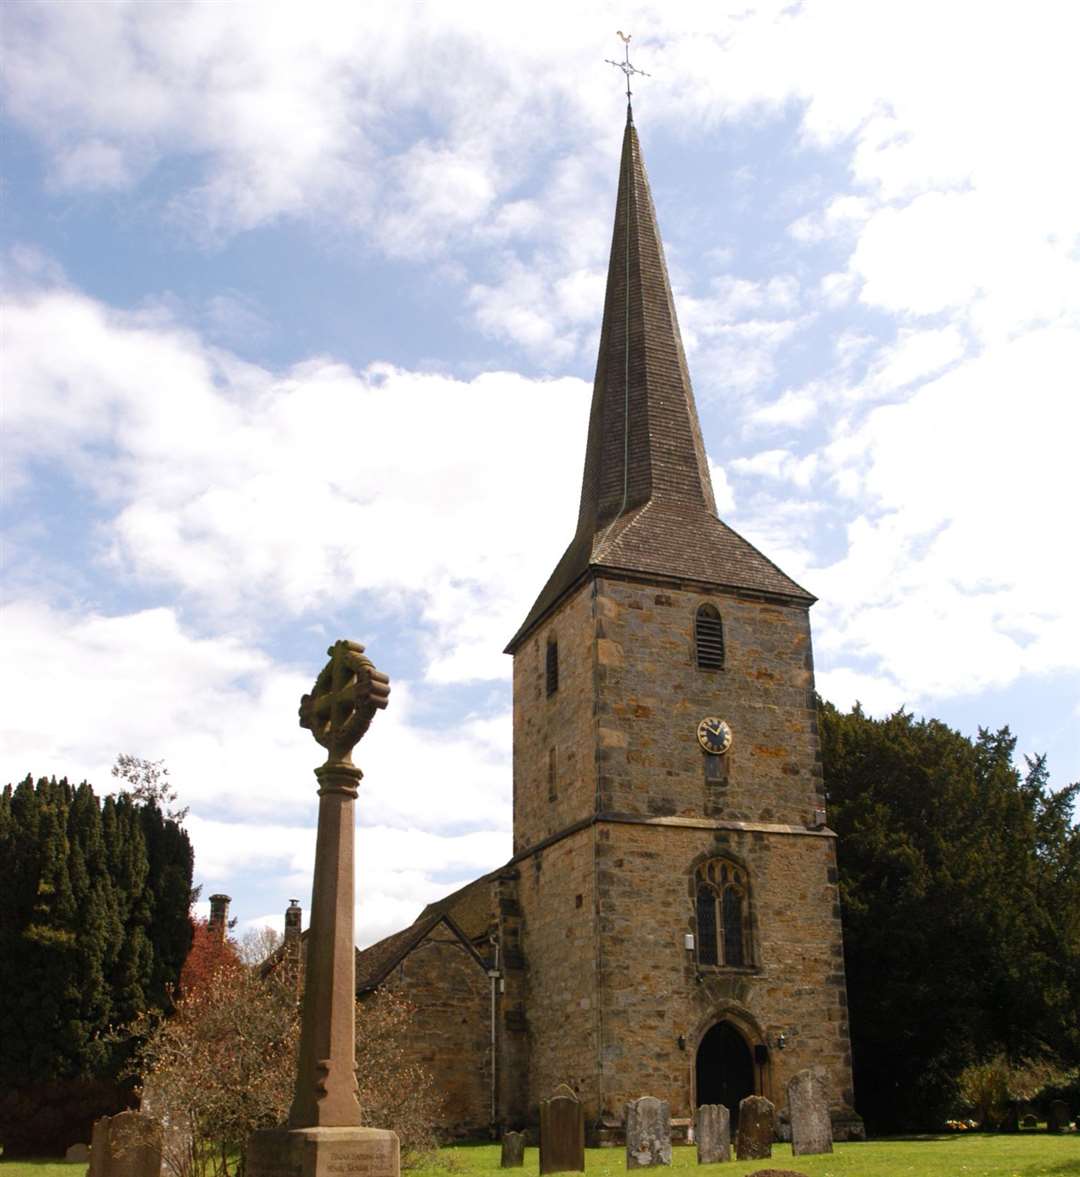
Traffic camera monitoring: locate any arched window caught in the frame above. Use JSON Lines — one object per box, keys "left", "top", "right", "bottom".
{"left": 695, "top": 604, "right": 725, "bottom": 670}
{"left": 695, "top": 859, "right": 750, "bottom": 967}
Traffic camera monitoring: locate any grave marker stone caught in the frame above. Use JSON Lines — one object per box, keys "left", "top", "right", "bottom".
{"left": 735, "top": 1096, "right": 774, "bottom": 1161}
{"left": 625, "top": 1097, "right": 670, "bottom": 1169}
{"left": 787, "top": 1070, "right": 832, "bottom": 1156}
{"left": 1047, "top": 1100, "right": 1070, "bottom": 1132}
{"left": 539, "top": 1084, "right": 584, "bottom": 1175}
{"left": 87, "top": 1113, "right": 162, "bottom": 1177}
{"left": 64, "top": 1144, "right": 90, "bottom": 1163}
{"left": 694, "top": 1104, "right": 729, "bottom": 1164}
{"left": 500, "top": 1131, "right": 526, "bottom": 1167}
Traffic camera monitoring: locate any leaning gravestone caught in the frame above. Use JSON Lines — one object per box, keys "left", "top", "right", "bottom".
{"left": 539, "top": 1084, "right": 585, "bottom": 1175}
{"left": 64, "top": 1144, "right": 90, "bottom": 1163}
{"left": 695, "top": 1104, "right": 730, "bottom": 1164}
{"left": 625, "top": 1096, "right": 671, "bottom": 1169}
{"left": 88, "top": 1112, "right": 162, "bottom": 1177}
{"left": 1047, "top": 1100, "right": 1070, "bottom": 1132}
{"left": 500, "top": 1130, "right": 526, "bottom": 1167}
{"left": 735, "top": 1096, "right": 774, "bottom": 1161}
{"left": 787, "top": 1070, "right": 832, "bottom": 1156}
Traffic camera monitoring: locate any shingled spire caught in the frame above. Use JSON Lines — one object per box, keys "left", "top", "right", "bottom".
{"left": 506, "top": 115, "right": 812, "bottom": 652}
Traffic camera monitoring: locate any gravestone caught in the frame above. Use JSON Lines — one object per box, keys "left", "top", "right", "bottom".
{"left": 500, "top": 1130, "right": 526, "bottom": 1167}
{"left": 743, "top": 1170, "right": 809, "bottom": 1177}
{"left": 1047, "top": 1100, "right": 1070, "bottom": 1132}
{"left": 88, "top": 1112, "right": 162, "bottom": 1177}
{"left": 539, "top": 1084, "right": 584, "bottom": 1175}
{"left": 787, "top": 1070, "right": 832, "bottom": 1156}
{"left": 89, "top": 1118, "right": 110, "bottom": 1177}
{"left": 625, "top": 1096, "right": 671, "bottom": 1169}
{"left": 64, "top": 1144, "right": 90, "bottom": 1163}
{"left": 735, "top": 1096, "right": 774, "bottom": 1161}
{"left": 1021, "top": 1113, "right": 1038, "bottom": 1128}
{"left": 694, "top": 1104, "right": 730, "bottom": 1164}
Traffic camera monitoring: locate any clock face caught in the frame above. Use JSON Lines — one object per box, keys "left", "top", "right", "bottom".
{"left": 697, "top": 716, "right": 733, "bottom": 755}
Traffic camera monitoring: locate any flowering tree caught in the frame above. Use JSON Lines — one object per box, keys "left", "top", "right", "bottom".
{"left": 134, "top": 963, "right": 298, "bottom": 1177}
{"left": 178, "top": 919, "right": 240, "bottom": 997}
{"left": 133, "top": 968, "right": 440, "bottom": 1175}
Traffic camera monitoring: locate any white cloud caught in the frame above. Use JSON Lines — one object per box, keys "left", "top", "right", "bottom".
{"left": 814, "top": 326, "right": 1080, "bottom": 701}
{"left": 0, "top": 596, "right": 514, "bottom": 941}
{"left": 748, "top": 387, "right": 819, "bottom": 429}
{"left": 3, "top": 282, "right": 591, "bottom": 680}
{"left": 731, "top": 448, "right": 818, "bottom": 489}
{"left": 6, "top": 2, "right": 1077, "bottom": 369}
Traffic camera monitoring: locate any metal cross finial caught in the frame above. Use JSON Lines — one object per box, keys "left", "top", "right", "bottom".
{"left": 606, "top": 30, "right": 650, "bottom": 106}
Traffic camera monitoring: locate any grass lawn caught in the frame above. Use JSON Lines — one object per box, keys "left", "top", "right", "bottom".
{"left": 4, "top": 1136, "right": 1078, "bottom": 1177}
{"left": 411, "top": 1137, "right": 1080, "bottom": 1177}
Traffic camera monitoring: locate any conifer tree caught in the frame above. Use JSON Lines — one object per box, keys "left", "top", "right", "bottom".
{"left": 0, "top": 774, "right": 194, "bottom": 1155}
{"left": 821, "top": 704, "right": 1080, "bottom": 1131}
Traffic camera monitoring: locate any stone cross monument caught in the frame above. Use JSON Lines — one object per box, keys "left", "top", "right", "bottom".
{"left": 249, "top": 640, "right": 398, "bottom": 1177}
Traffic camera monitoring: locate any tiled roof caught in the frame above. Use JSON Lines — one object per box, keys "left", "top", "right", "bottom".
{"left": 506, "top": 113, "right": 812, "bottom": 652}
{"left": 354, "top": 911, "right": 489, "bottom": 992}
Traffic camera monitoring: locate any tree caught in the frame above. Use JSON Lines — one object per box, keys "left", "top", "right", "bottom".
{"left": 112, "top": 755, "right": 189, "bottom": 823}
{"left": 0, "top": 775, "right": 193, "bottom": 1156}
{"left": 133, "top": 971, "right": 440, "bottom": 1174}
{"left": 820, "top": 702, "right": 1080, "bottom": 1132}
{"left": 133, "top": 963, "right": 299, "bottom": 1177}
{"left": 178, "top": 919, "right": 241, "bottom": 997}
{"left": 236, "top": 924, "right": 284, "bottom": 967}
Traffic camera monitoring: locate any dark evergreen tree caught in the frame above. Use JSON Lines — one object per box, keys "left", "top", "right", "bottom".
{"left": 0, "top": 774, "right": 194, "bottom": 1155}
{"left": 821, "top": 703, "right": 1080, "bottom": 1132}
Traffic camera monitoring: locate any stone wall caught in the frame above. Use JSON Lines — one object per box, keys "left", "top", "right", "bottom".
{"left": 593, "top": 821, "right": 854, "bottom": 1117}
{"left": 515, "top": 827, "right": 600, "bottom": 1120}
{"left": 512, "top": 582, "right": 597, "bottom": 853}
{"left": 590, "top": 577, "right": 824, "bottom": 827}
{"left": 510, "top": 571, "right": 857, "bottom": 1135}
{"left": 375, "top": 931, "right": 493, "bottom": 1138}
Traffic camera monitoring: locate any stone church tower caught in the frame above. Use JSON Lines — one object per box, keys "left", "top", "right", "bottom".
{"left": 352, "top": 111, "right": 862, "bottom": 1142}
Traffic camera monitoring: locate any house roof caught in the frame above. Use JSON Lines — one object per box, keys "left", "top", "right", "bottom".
{"left": 506, "top": 111, "right": 812, "bottom": 652}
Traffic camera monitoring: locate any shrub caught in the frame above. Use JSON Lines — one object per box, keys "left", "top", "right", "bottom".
{"left": 132, "top": 966, "right": 440, "bottom": 1174}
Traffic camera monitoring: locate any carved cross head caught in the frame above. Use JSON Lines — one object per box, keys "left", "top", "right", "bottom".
{"left": 299, "top": 640, "right": 390, "bottom": 768}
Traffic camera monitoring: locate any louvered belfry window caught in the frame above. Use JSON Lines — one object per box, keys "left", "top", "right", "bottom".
{"left": 545, "top": 638, "right": 559, "bottom": 696}
{"left": 695, "top": 604, "right": 725, "bottom": 670}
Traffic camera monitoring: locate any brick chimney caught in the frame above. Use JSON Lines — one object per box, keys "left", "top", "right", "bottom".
{"left": 208, "top": 893, "right": 231, "bottom": 940}
{"left": 284, "top": 899, "right": 302, "bottom": 944}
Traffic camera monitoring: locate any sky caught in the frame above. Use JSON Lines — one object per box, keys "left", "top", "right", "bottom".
{"left": 2, "top": 1, "right": 1078, "bottom": 948}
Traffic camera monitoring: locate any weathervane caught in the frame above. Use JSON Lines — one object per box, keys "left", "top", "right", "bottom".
{"left": 606, "top": 30, "right": 650, "bottom": 106}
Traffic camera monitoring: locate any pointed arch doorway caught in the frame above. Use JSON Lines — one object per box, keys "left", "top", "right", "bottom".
{"left": 695, "top": 1021, "right": 756, "bottom": 1126}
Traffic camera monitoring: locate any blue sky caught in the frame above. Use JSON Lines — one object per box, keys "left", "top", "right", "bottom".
{"left": 3, "top": 1, "right": 1078, "bottom": 946}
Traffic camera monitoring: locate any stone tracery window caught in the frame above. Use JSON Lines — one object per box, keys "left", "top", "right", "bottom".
{"left": 695, "top": 859, "right": 750, "bottom": 967}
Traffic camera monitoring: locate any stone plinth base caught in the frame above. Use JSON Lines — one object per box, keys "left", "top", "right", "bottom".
{"left": 248, "top": 1126, "right": 399, "bottom": 1177}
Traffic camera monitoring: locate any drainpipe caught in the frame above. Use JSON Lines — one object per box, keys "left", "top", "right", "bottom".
{"left": 488, "top": 936, "right": 501, "bottom": 1132}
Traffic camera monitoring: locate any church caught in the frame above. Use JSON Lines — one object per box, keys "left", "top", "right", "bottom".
{"left": 349, "top": 107, "right": 863, "bottom": 1144}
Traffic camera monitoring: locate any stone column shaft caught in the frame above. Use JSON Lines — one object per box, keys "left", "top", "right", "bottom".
{"left": 289, "top": 764, "right": 362, "bottom": 1128}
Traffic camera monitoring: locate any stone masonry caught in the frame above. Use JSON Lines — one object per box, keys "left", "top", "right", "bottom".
{"left": 342, "top": 108, "right": 861, "bottom": 1143}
